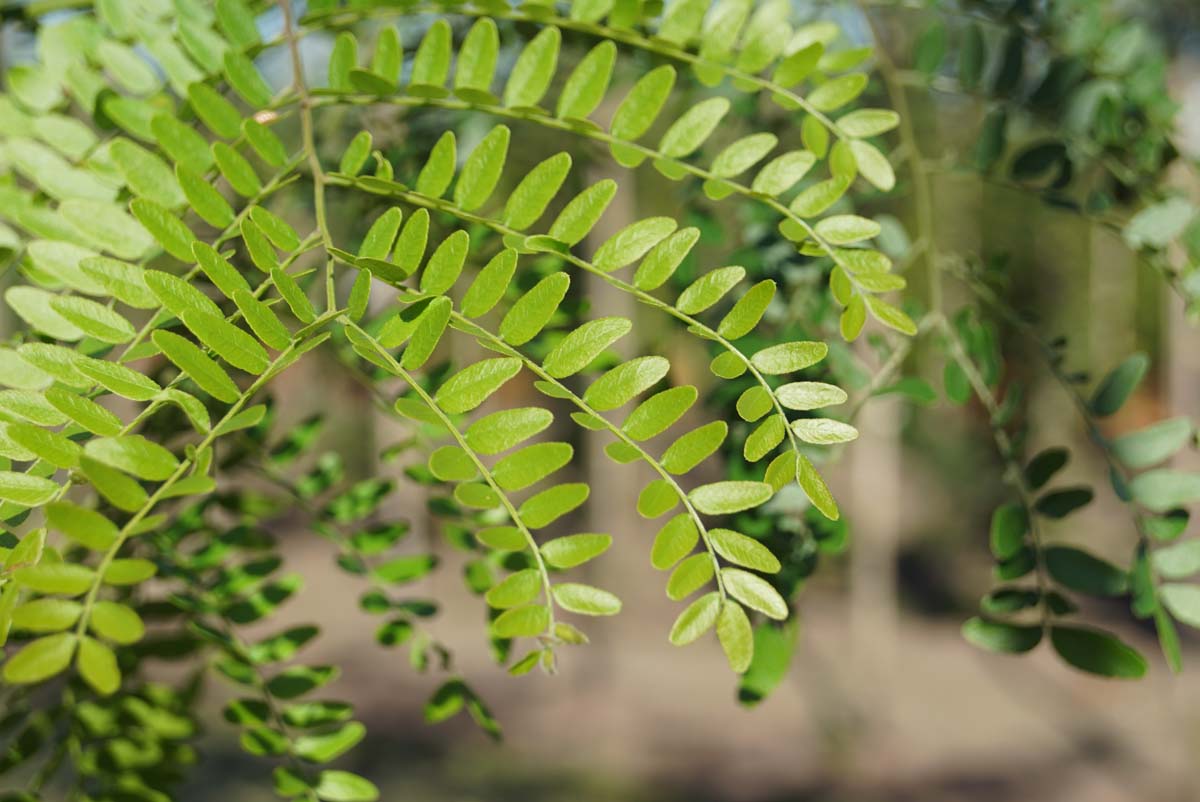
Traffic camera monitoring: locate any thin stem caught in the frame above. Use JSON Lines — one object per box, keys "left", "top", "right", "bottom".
{"left": 939, "top": 316, "right": 1052, "bottom": 628}
{"left": 340, "top": 320, "right": 559, "bottom": 642}
{"left": 447, "top": 311, "right": 727, "bottom": 600}
{"left": 280, "top": 0, "right": 334, "bottom": 313}
{"left": 72, "top": 340, "right": 313, "bottom": 645}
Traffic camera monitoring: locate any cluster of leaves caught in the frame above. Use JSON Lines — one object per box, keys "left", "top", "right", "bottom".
{"left": 0, "top": 0, "right": 1197, "bottom": 796}
{"left": 670, "top": 0, "right": 1200, "bottom": 688}
{"left": 0, "top": 0, "right": 922, "bottom": 795}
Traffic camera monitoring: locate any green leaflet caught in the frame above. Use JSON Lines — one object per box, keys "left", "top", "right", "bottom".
{"left": 329, "top": 32, "right": 358, "bottom": 91}
{"left": 542, "top": 316, "right": 631, "bottom": 378}
{"left": 77, "top": 638, "right": 119, "bottom": 694}
{"left": 494, "top": 442, "right": 573, "bottom": 491}
{"left": 90, "top": 601, "right": 144, "bottom": 645}
{"left": 1091, "top": 353, "right": 1149, "bottom": 417}
{"left": 552, "top": 583, "right": 621, "bottom": 616}
{"left": 717, "top": 601, "right": 754, "bottom": 673}
{"left": 61, "top": 200, "right": 155, "bottom": 260}
{"left": 623, "top": 386, "right": 698, "bottom": 441}
{"left": 503, "top": 153, "right": 572, "bottom": 231}
{"left": 658, "top": 97, "right": 729, "bottom": 158}
{"left": 751, "top": 341, "right": 828, "bottom": 374}
{"left": 147, "top": 268, "right": 223, "bottom": 319}
{"left": 0, "top": 472, "right": 59, "bottom": 507}
{"left": 213, "top": 142, "right": 262, "bottom": 197}
{"left": 435, "top": 358, "right": 522, "bottom": 415}
{"left": 689, "top": 481, "right": 772, "bottom": 515}
{"left": 131, "top": 199, "right": 197, "bottom": 262}
{"left": 1112, "top": 417, "right": 1192, "bottom": 469}
{"left": 416, "top": 133, "right": 456, "bottom": 198}
{"left": 249, "top": 208, "right": 300, "bottom": 251}
{"left": 485, "top": 570, "right": 542, "bottom": 609}
{"left": 182, "top": 311, "right": 270, "bottom": 374}
{"left": 709, "top": 529, "right": 781, "bottom": 573}
{"left": 547, "top": 180, "right": 617, "bottom": 246}
{"left": 7, "top": 287, "right": 86, "bottom": 341}
{"left": 194, "top": 243, "right": 252, "bottom": 299}
{"left": 45, "top": 387, "right": 122, "bottom": 436}
{"left": 455, "top": 18, "right": 499, "bottom": 99}
{"left": 519, "top": 483, "right": 589, "bottom": 528}
{"left": 814, "top": 214, "right": 881, "bottom": 245}
{"left": 584, "top": 356, "right": 670, "bottom": 411}
{"left": 541, "top": 533, "right": 611, "bottom": 569}
{"left": 233, "top": 290, "right": 291, "bottom": 351}
{"left": 611, "top": 66, "right": 675, "bottom": 147}
{"left": 410, "top": 20, "right": 451, "bottom": 91}
{"left": 462, "top": 249, "right": 517, "bottom": 318}
{"left": 243, "top": 120, "right": 289, "bottom": 167}
{"left": 718, "top": 281, "right": 775, "bottom": 339}
{"left": 224, "top": 50, "right": 271, "bottom": 107}
{"left": 400, "top": 297, "right": 451, "bottom": 370}
{"left": 651, "top": 515, "right": 700, "bottom": 570}
{"left": 593, "top": 218, "right": 678, "bottom": 273}
{"left": 808, "top": 73, "right": 869, "bottom": 112}
{"left": 667, "top": 553, "right": 714, "bottom": 599}
{"left": 153, "top": 330, "right": 240, "bottom": 403}
{"left": 2, "top": 633, "right": 77, "bottom": 684}
{"left": 84, "top": 435, "right": 179, "bottom": 481}
{"left": 46, "top": 502, "right": 119, "bottom": 551}
{"left": 676, "top": 266, "right": 745, "bottom": 314}
{"left": 500, "top": 272, "right": 569, "bottom": 346}
{"left": 394, "top": 208, "right": 430, "bottom": 277}
{"left": 340, "top": 131, "right": 373, "bottom": 177}
{"left": 712, "top": 133, "right": 778, "bottom": 178}
{"left": 633, "top": 227, "right": 701, "bottom": 290}
{"left": 776, "top": 382, "right": 848, "bottom": 411}
{"left": 1050, "top": 626, "right": 1147, "bottom": 679}
{"left": 638, "top": 479, "right": 679, "bottom": 518}
{"left": 962, "top": 617, "right": 1042, "bottom": 655}
{"left": 270, "top": 267, "right": 316, "bottom": 324}
{"left": 751, "top": 151, "right": 817, "bottom": 196}
{"left": 111, "top": 139, "right": 184, "bottom": 209}
{"left": 11, "top": 598, "right": 83, "bottom": 633}
{"left": 504, "top": 27, "right": 560, "bottom": 109}
{"left": 429, "top": 445, "right": 477, "bottom": 482}
{"left": 48, "top": 295, "right": 135, "bottom": 344}
{"left": 1130, "top": 470, "right": 1200, "bottom": 513}
{"left": 721, "top": 569, "right": 787, "bottom": 620}
{"left": 8, "top": 423, "right": 81, "bottom": 468}
{"left": 557, "top": 41, "right": 615, "bottom": 120}
{"left": 790, "top": 418, "right": 858, "bottom": 445}
{"left": 669, "top": 592, "right": 720, "bottom": 645}
{"left": 420, "top": 230, "right": 469, "bottom": 295}
{"left": 849, "top": 140, "right": 896, "bottom": 191}
{"left": 453, "top": 126, "right": 510, "bottom": 212}
{"left": 661, "top": 422, "right": 727, "bottom": 474}
{"left": 177, "top": 165, "right": 235, "bottom": 227}
{"left": 465, "top": 407, "right": 553, "bottom": 455}
{"left": 96, "top": 40, "right": 159, "bottom": 95}
{"left": 491, "top": 605, "right": 549, "bottom": 638}
{"left": 187, "top": 82, "right": 242, "bottom": 139}
{"left": 15, "top": 564, "right": 96, "bottom": 596}
{"left": 215, "top": 0, "right": 259, "bottom": 48}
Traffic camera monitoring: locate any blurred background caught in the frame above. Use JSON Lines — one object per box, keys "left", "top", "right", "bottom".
{"left": 4, "top": 1, "right": 1200, "bottom": 800}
